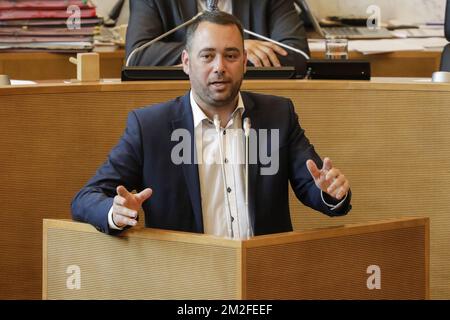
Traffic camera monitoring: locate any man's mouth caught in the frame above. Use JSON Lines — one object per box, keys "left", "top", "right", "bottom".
{"left": 209, "top": 80, "right": 230, "bottom": 89}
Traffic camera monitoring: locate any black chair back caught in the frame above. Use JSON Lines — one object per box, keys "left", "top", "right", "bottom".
{"left": 441, "top": 44, "right": 450, "bottom": 72}
{"left": 446, "top": 0, "right": 450, "bottom": 41}
{"left": 440, "top": 0, "right": 450, "bottom": 71}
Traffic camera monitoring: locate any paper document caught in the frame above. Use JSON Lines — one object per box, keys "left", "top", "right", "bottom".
{"left": 392, "top": 28, "right": 445, "bottom": 39}
{"left": 11, "top": 80, "right": 37, "bottom": 85}
{"left": 308, "top": 38, "right": 448, "bottom": 55}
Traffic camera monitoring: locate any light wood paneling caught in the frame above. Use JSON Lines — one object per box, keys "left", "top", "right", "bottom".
{"left": 43, "top": 218, "right": 427, "bottom": 300}
{"left": 1, "top": 79, "right": 449, "bottom": 299}
{"left": 0, "top": 51, "right": 124, "bottom": 80}
{"left": 0, "top": 49, "right": 442, "bottom": 81}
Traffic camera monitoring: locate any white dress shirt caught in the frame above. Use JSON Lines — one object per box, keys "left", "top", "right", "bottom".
{"left": 191, "top": 91, "right": 251, "bottom": 239}
{"left": 197, "top": 0, "right": 232, "bottom": 14}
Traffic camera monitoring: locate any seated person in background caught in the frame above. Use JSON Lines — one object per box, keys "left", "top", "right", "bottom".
{"left": 72, "top": 11, "right": 351, "bottom": 238}
{"left": 125, "top": 0, "right": 310, "bottom": 67}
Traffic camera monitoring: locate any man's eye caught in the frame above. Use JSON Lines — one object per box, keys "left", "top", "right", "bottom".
{"left": 201, "top": 54, "right": 213, "bottom": 60}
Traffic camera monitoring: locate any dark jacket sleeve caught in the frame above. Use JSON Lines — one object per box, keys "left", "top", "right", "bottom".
{"left": 266, "top": 0, "right": 310, "bottom": 67}
{"left": 270, "top": 0, "right": 310, "bottom": 52}
{"left": 286, "top": 99, "right": 351, "bottom": 217}
{"left": 71, "top": 111, "right": 144, "bottom": 234}
{"left": 125, "top": 0, "right": 185, "bottom": 66}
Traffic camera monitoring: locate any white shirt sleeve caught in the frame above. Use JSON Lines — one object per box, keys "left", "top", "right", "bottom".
{"left": 321, "top": 191, "right": 348, "bottom": 211}
{"left": 108, "top": 205, "right": 124, "bottom": 230}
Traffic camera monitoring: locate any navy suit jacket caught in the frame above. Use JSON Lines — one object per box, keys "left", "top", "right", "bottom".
{"left": 71, "top": 92, "right": 351, "bottom": 235}
{"left": 126, "top": 0, "right": 310, "bottom": 67}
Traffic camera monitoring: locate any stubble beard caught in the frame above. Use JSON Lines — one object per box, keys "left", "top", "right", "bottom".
{"left": 203, "top": 77, "right": 243, "bottom": 109}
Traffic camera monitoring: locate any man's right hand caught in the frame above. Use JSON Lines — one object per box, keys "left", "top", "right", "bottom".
{"left": 112, "top": 185, "right": 153, "bottom": 228}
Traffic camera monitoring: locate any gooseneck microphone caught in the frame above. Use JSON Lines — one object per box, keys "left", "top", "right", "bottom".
{"left": 126, "top": 0, "right": 219, "bottom": 67}
{"left": 208, "top": 0, "right": 309, "bottom": 60}
{"left": 243, "top": 29, "right": 310, "bottom": 60}
{"left": 243, "top": 117, "right": 253, "bottom": 238}
{"left": 206, "top": 0, "right": 219, "bottom": 12}
{"left": 125, "top": 11, "right": 203, "bottom": 66}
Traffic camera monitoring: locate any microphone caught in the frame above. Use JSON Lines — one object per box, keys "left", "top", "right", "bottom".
{"left": 206, "top": 0, "right": 219, "bottom": 12}
{"left": 243, "top": 117, "right": 253, "bottom": 238}
{"left": 214, "top": 115, "right": 235, "bottom": 238}
{"left": 208, "top": 0, "right": 310, "bottom": 60}
{"left": 125, "top": 0, "right": 219, "bottom": 67}
{"left": 243, "top": 29, "right": 310, "bottom": 60}
{"left": 126, "top": 11, "right": 203, "bottom": 66}
{"left": 126, "top": 0, "right": 221, "bottom": 66}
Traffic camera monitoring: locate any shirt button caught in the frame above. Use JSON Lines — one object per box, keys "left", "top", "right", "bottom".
{"left": 231, "top": 217, "right": 235, "bottom": 222}
{"left": 224, "top": 158, "right": 228, "bottom": 164}
{"left": 223, "top": 130, "right": 226, "bottom": 135}
{"left": 227, "top": 187, "right": 232, "bottom": 193}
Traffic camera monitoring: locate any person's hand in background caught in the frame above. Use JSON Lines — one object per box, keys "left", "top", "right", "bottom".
{"left": 244, "top": 40, "right": 288, "bottom": 67}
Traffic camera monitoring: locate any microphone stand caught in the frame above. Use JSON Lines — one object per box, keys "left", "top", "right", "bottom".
{"left": 125, "top": 12, "right": 203, "bottom": 67}
{"left": 244, "top": 29, "right": 310, "bottom": 60}
{"left": 243, "top": 118, "right": 253, "bottom": 238}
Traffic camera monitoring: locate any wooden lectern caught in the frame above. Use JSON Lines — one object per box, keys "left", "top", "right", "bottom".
{"left": 43, "top": 217, "right": 429, "bottom": 300}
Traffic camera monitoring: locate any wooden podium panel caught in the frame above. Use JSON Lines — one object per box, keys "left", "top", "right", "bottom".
{"left": 244, "top": 221, "right": 428, "bottom": 299}
{"left": 43, "top": 217, "right": 428, "bottom": 300}
{"left": 44, "top": 220, "right": 241, "bottom": 300}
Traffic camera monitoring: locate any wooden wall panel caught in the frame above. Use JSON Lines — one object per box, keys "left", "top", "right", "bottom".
{"left": 0, "top": 79, "right": 449, "bottom": 299}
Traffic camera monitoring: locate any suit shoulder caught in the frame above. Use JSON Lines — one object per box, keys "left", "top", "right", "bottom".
{"left": 242, "top": 91, "right": 293, "bottom": 111}
{"left": 132, "top": 95, "right": 186, "bottom": 122}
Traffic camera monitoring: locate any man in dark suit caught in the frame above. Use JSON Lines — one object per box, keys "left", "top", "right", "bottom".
{"left": 125, "top": 0, "right": 310, "bottom": 67}
{"left": 72, "top": 11, "right": 351, "bottom": 238}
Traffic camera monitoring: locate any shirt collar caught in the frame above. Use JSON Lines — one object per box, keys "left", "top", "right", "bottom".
{"left": 190, "top": 91, "right": 245, "bottom": 129}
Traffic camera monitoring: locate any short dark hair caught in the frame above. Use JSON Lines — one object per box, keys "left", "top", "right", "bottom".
{"left": 185, "top": 11, "right": 245, "bottom": 51}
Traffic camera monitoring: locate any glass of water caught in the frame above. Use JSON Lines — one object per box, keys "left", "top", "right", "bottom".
{"left": 325, "top": 38, "right": 349, "bottom": 60}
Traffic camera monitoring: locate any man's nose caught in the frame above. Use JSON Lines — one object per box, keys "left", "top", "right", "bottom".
{"left": 213, "top": 55, "right": 226, "bottom": 75}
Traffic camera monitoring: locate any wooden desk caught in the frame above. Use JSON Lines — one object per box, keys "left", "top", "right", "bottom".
{"left": 0, "top": 50, "right": 125, "bottom": 80}
{"left": 311, "top": 50, "right": 442, "bottom": 77}
{"left": 0, "top": 48, "right": 443, "bottom": 80}
{"left": 1, "top": 78, "right": 449, "bottom": 299}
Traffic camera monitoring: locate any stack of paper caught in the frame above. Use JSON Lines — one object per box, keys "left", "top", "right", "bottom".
{"left": 349, "top": 38, "right": 448, "bottom": 54}
{"left": 0, "top": 0, "right": 102, "bottom": 52}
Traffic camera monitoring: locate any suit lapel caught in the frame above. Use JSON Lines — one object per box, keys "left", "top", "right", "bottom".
{"left": 172, "top": 93, "right": 204, "bottom": 233}
{"left": 241, "top": 92, "right": 258, "bottom": 233}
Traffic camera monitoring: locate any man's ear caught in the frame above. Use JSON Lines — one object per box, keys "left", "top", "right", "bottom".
{"left": 181, "top": 50, "right": 190, "bottom": 75}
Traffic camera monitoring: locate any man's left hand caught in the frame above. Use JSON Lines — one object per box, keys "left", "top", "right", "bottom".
{"left": 306, "top": 157, "right": 350, "bottom": 200}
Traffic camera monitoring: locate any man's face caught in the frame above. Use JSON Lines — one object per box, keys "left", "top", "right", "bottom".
{"left": 182, "top": 22, "right": 247, "bottom": 109}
